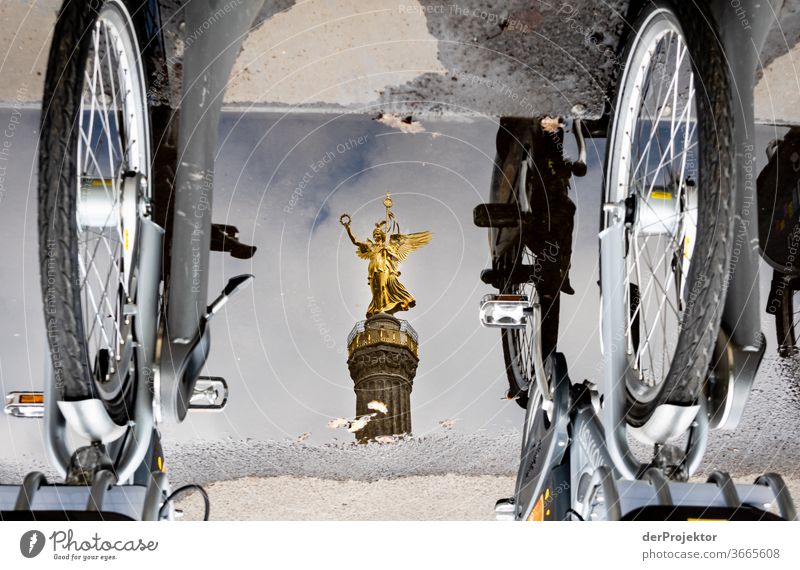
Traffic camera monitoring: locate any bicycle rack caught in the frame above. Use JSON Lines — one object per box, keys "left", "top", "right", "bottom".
{"left": 0, "top": 471, "right": 170, "bottom": 521}
{"left": 487, "top": 346, "right": 799, "bottom": 521}
{"left": 495, "top": 374, "right": 800, "bottom": 521}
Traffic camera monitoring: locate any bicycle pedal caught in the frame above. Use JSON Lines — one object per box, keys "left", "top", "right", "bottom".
{"left": 473, "top": 204, "right": 533, "bottom": 228}
{"left": 494, "top": 498, "right": 516, "bottom": 521}
{"left": 4, "top": 392, "right": 44, "bottom": 418}
{"left": 479, "top": 293, "right": 532, "bottom": 329}
{"left": 188, "top": 377, "right": 228, "bottom": 412}
{"left": 210, "top": 223, "right": 257, "bottom": 260}
{"left": 206, "top": 274, "right": 255, "bottom": 320}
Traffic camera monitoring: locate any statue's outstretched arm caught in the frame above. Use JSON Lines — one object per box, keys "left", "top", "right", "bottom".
{"left": 344, "top": 223, "right": 364, "bottom": 248}
{"left": 341, "top": 218, "right": 371, "bottom": 256}
{"left": 344, "top": 223, "right": 357, "bottom": 244}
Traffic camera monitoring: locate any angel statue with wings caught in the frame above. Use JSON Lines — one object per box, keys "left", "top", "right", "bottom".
{"left": 341, "top": 194, "right": 432, "bottom": 318}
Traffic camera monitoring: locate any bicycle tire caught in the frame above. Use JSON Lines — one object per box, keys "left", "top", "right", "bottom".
{"left": 602, "top": 0, "right": 735, "bottom": 427}
{"left": 39, "top": 0, "right": 159, "bottom": 424}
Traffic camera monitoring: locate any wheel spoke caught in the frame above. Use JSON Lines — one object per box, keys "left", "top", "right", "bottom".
{"left": 74, "top": 4, "right": 147, "bottom": 381}
{"left": 611, "top": 17, "right": 701, "bottom": 394}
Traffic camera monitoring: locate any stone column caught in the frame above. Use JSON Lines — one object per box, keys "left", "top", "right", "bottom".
{"left": 346, "top": 313, "right": 419, "bottom": 442}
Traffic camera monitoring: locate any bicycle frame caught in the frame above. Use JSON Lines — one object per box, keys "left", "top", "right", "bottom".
{"left": 155, "top": 0, "right": 264, "bottom": 423}
{"left": 38, "top": 0, "right": 266, "bottom": 488}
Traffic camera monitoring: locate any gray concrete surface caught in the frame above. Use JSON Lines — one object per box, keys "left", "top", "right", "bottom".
{"left": 177, "top": 474, "right": 515, "bottom": 520}
{"left": 1, "top": 0, "right": 799, "bottom": 122}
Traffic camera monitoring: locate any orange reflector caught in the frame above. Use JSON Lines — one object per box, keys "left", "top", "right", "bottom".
{"left": 19, "top": 394, "right": 44, "bottom": 404}
{"left": 527, "top": 494, "right": 545, "bottom": 521}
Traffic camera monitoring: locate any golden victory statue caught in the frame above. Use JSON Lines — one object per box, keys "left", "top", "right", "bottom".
{"left": 340, "top": 194, "right": 432, "bottom": 318}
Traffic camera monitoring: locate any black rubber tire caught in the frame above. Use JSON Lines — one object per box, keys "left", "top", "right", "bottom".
{"left": 38, "top": 0, "right": 160, "bottom": 423}
{"left": 502, "top": 327, "right": 529, "bottom": 409}
{"left": 39, "top": 0, "right": 103, "bottom": 403}
{"left": 603, "top": 0, "right": 735, "bottom": 427}
{"left": 497, "top": 243, "right": 532, "bottom": 410}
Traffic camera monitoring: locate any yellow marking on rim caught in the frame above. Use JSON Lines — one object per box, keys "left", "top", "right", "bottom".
{"left": 651, "top": 190, "right": 673, "bottom": 200}
{"left": 124, "top": 228, "right": 129, "bottom": 252}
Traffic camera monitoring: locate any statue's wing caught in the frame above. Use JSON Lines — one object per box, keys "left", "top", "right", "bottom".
{"left": 391, "top": 231, "right": 432, "bottom": 262}
{"left": 355, "top": 240, "right": 372, "bottom": 260}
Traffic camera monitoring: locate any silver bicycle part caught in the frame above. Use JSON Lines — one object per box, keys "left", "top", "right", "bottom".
{"left": 189, "top": 377, "right": 229, "bottom": 411}
{"left": 600, "top": 5, "right": 705, "bottom": 479}
{"left": 142, "top": 471, "right": 171, "bottom": 521}
{"left": 494, "top": 499, "right": 516, "bottom": 521}
{"left": 479, "top": 290, "right": 550, "bottom": 401}
{"left": 479, "top": 293, "right": 529, "bottom": 329}
{"left": 600, "top": 220, "right": 641, "bottom": 479}
{"left": 41, "top": 336, "right": 156, "bottom": 484}
{"left": 75, "top": 0, "right": 150, "bottom": 415}
{"left": 57, "top": 400, "right": 128, "bottom": 443}
{"left": 580, "top": 466, "right": 622, "bottom": 521}
{"left": 605, "top": 7, "right": 699, "bottom": 406}
{"left": 87, "top": 469, "right": 118, "bottom": 511}
{"left": 159, "top": 0, "right": 264, "bottom": 424}
{"left": 3, "top": 392, "right": 44, "bottom": 418}
{"left": 755, "top": 474, "right": 798, "bottom": 521}
{"left": 0, "top": 477, "right": 169, "bottom": 520}
{"left": 15, "top": 472, "right": 47, "bottom": 511}
{"left": 629, "top": 403, "right": 699, "bottom": 445}
{"left": 706, "top": 327, "right": 764, "bottom": 431}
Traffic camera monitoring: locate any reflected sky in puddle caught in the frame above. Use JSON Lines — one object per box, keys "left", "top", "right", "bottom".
{"left": 0, "top": 108, "right": 792, "bottom": 466}
{"left": 0, "top": 108, "right": 651, "bottom": 453}
{"left": 167, "top": 111, "right": 607, "bottom": 444}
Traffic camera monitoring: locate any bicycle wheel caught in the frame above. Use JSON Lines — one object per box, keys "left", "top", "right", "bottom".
{"left": 500, "top": 246, "right": 538, "bottom": 408}
{"left": 602, "top": 0, "right": 734, "bottom": 427}
{"left": 39, "top": 0, "right": 152, "bottom": 425}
